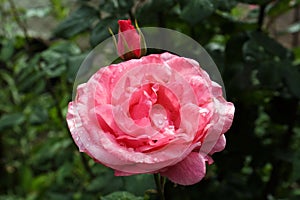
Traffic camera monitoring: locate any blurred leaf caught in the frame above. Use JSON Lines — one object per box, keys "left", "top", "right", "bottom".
{"left": 135, "top": 0, "right": 175, "bottom": 25}
{"left": 123, "top": 175, "right": 155, "bottom": 196}
{"left": 255, "top": 60, "right": 282, "bottom": 89}
{"left": 29, "top": 105, "right": 48, "bottom": 124}
{"left": 31, "top": 173, "right": 54, "bottom": 191}
{"left": 291, "top": 149, "right": 300, "bottom": 181}
{"left": 56, "top": 162, "right": 73, "bottom": 185}
{"left": 86, "top": 170, "right": 123, "bottom": 194}
{"left": 30, "top": 137, "right": 72, "bottom": 170}
{"left": 101, "top": 191, "right": 143, "bottom": 200}
{"left": 236, "top": 0, "right": 273, "bottom": 5}
{"left": 213, "top": 0, "right": 238, "bottom": 11}
{"left": 49, "top": 41, "right": 81, "bottom": 55}
{"left": 43, "top": 63, "right": 66, "bottom": 78}
{"left": 0, "top": 113, "right": 25, "bottom": 131}
{"left": 100, "top": 0, "right": 134, "bottom": 15}
{"left": 180, "top": 0, "right": 214, "bottom": 25}
{"left": 0, "top": 70, "right": 20, "bottom": 104}
{"left": 243, "top": 33, "right": 295, "bottom": 89}
{"left": 267, "top": 0, "right": 300, "bottom": 17}
{"left": 18, "top": 70, "right": 45, "bottom": 92}
{"left": 90, "top": 19, "right": 118, "bottom": 47}
{"left": 283, "top": 66, "right": 300, "bottom": 98}
{"left": 283, "top": 22, "right": 300, "bottom": 34}
{"left": 0, "top": 195, "right": 23, "bottom": 200}
{"left": 249, "top": 31, "right": 292, "bottom": 59}
{"left": 137, "top": 0, "right": 174, "bottom": 13}
{"left": 293, "top": 47, "right": 300, "bottom": 65}
{"left": 47, "top": 192, "right": 73, "bottom": 200}
{"left": 53, "top": 6, "right": 99, "bottom": 38}
{"left": 20, "top": 166, "right": 33, "bottom": 192}
{"left": 50, "top": 0, "right": 69, "bottom": 19}
{"left": 67, "top": 53, "right": 88, "bottom": 82}
{"left": 0, "top": 39, "right": 14, "bottom": 62}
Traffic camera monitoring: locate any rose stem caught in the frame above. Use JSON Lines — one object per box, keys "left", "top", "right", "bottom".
{"left": 154, "top": 173, "right": 166, "bottom": 200}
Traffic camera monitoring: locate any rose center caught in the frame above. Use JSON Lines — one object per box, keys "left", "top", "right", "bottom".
{"left": 129, "top": 83, "right": 180, "bottom": 129}
{"left": 149, "top": 104, "right": 168, "bottom": 130}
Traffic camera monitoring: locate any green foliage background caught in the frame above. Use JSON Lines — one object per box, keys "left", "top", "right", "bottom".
{"left": 1, "top": 0, "right": 300, "bottom": 199}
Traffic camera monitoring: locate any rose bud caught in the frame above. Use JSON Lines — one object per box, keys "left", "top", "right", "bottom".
{"left": 117, "top": 19, "right": 146, "bottom": 60}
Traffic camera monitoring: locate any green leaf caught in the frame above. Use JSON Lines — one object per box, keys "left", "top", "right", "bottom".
{"left": 20, "top": 166, "right": 33, "bottom": 192}
{"left": 53, "top": 6, "right": 99, "bottom": 38}
{"left": 18, "top": 70, "right": 45, "bottom": 92}
{"left": 0, "top": 70, "right": 20, "bottom": 104}
{"left": 49, "top": 41, "right": 81, "bottom": 55}
{"left": 283, "top": 66, "right": 300, "bottom": 98}
{"left": 0, "top": 195, "right": 23, "bottom": 200}
{"left": 31, "top": 173, "right": 53, "bottom": 191}
{"left": 123, "top": 174, "right": 155, "bottom": 196}
{"left": 0, "top": 39, "right": 14, "bottom": 62}
{"left": 293, "top": 47, "right": 300, "bottom": 65}
{"left": 180, "top": 0, "right": 214, "bottom": 25}
{"left": 29, "top": 105, "right": 48, "bottom": 124}
{"left": 101, "top": 191, "right": 144, "bottom": 200}
{"left": 267, "top": 0, "right": 300, "bottom": 17}
{"left": 0, "top": 113, "right": 25, "bottom": 131}
{"left": 250, "top": 32, "right": 292, "bottom": 59}
{"left": 284, "top": 22, "right": 300, "bottom": 34}
{"left": 256, "top": 61, "right": 282, "bottom": 89}
{"left": 135, "top": 0, "right": 175, "bottom": 25}
{"left": 213, "top": 0, "right": 237, "bottom": 11}
{"left": 67, "top": 53, "right": 88, "bottom": 82}
{"left": 236, "top": 0, "right": 273, "bottom": 5}
{"left": 40, "top": 49, "right": 66, "bottom": 78}
{"left": 86, "top": 170, "right": 123, "bottom": 194}
{"left": 100, "top": 0, "right": 134, "bottom": 15}
{"left": 90, "top": 19, "right": 118, "bottom": 47}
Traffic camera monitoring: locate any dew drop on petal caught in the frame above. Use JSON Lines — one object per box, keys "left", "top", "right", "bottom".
{"left": 150, "top": 104, "right": 168, "bottom": 129}
{"left": 128, "top": 147, "right": 134, "bottom": 152}
{"left": 199, "top": 107, "right": 209, "bottom": 116}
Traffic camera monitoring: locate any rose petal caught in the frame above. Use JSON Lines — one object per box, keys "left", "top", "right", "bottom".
{"left": 200, "top": 97, "right": 235, "bottom": 154}
{"left": 67, "top": 52, "right": 235, "bottom": 178}
{"left": 209, "top": 134, "right": 226, "bottom": 154}
{"left": 160, "top": 152, "right": 206, "bottom": 185}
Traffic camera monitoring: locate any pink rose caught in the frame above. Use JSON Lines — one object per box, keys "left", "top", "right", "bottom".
{"left": 67, "top": 52, "right": 234, "bottom": 185}
{"left": 117, "top": 19, "right": 142, "bottom": 60}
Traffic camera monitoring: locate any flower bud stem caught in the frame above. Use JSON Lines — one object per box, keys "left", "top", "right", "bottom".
{"left": 154, "top": 173, "right": 166, "bottom": 200}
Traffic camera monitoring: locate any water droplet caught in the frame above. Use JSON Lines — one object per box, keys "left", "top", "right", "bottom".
{"left": 128, "top": 148, "right": 134, "bottom": 152}
{"left": 146, "top": 100, "right": 152, "bottom": 106}
{"left": 199, "top": 108, "right": 208, "bottom": 116}
{"left": 154, "top": 158, "right": 158, "bottom": 162}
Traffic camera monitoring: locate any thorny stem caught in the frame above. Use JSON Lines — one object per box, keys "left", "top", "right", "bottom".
{"left": 154, "top": 173, "right": 166, "bottom": 200}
